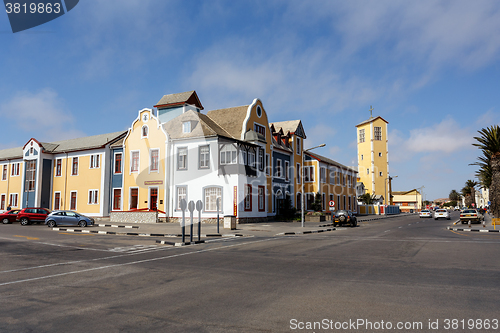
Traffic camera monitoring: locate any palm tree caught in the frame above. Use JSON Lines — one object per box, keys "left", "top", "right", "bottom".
{"left": 449, "top": 189, "right": 460, "bottom": 203}
{"left": 461, "top": 180, "right": 478, "bottom": 208}
{"left": 473, "top": 125, "right": 500, "bottom": 217}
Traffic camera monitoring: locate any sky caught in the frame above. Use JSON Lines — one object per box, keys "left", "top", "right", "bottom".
{"left": 1, "top": 0, "right": 500, "bottom": 201}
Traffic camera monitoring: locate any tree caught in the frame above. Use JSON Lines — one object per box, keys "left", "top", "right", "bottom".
{"left": 359, "top": 193, "right": 375, "bottom": 205}
{"left": 461, "top": 179, "right": 478, "bottom": 208}
{"left": 449, "top": 189, "right": 460, "bottom": 203}
{"left": 473, "top": 125, "right": 500, "bottom": 217}
{"left": 311, "top": 192, "right": 323, "bottom": 212}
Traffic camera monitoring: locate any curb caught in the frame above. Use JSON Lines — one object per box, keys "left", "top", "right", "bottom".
{"left": 52, "top": 227, "right": 244, "bottom": 238}
{"left": 96, "top": 224, "right": 139, "bottom": 229}
{"left": 156, "top": 240, "right": 206, "bottom": 246}
{"left": 447, "top": 227, "right": 499, "bottom": 233}
{"left": 277, "top": 228, "right": 336, "bottom": 236}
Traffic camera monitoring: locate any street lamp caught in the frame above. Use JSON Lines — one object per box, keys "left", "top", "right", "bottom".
{"left": 384, "top": 175, "right": 397, "bottom": 215}
{"left": 301, "top": 143, "right": 326, "bottom": 227}
{"left": 417, "top": 185, "right": 425, "bottom": 213}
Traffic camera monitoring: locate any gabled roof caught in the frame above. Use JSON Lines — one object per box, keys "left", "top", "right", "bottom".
{"left": 270, "top": 120, "right": 306, "bottom": 139}
{"left": 154, "top": 90, "right": 204, "bottom": 110}
{"left": 306, "top": 151, "right": 357, "bottom": 173}
{"left": 163, "top": 110, "right": 233, "bottom": 139}
{"left": 206, "top": 105, "right": 249, "bottom": 140}
{"left": 355, "top": 115, "right": 389, "bottom": 127}
{"left": 47, "top": 131, "right": 128, "bottom": 153}
{"left": 0, "top": 147, "right": 23, "bottom": 161}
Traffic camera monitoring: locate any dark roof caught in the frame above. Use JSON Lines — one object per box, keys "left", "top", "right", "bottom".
{"left": 154, "top": 91, "right": 204, "bottom": 110}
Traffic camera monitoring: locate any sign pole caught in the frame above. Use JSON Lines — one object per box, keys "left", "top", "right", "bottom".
{"left": 180, "top": 199, "right": 187, "bottom": 243}
{"left": 196, "top": 200, "right": 203, "bottom": 242}
{"left": 188, "top": 201, "right": 195, "bottom": 243}
{"left": 216, "top": 198, "right": 220, "bottom": 234}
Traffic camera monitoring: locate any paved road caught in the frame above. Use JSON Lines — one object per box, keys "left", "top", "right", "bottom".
{"left": 1, "top": 212, "right": 499, "bottom": 332}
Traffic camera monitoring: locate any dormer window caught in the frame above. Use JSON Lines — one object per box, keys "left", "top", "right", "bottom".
{"left": 182, "top": 121, "right": 191, "bottom": 133}
{"left": 142, "top": 125, "right": 149, "bottom": 138}
{"left": 30, "top": 147, "right": 33, "bottom": 155}
{"left": 256, "top": 105, "right": 262, "bottom": 118}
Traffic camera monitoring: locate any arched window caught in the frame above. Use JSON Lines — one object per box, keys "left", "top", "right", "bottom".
{"left": 142, "top": 125, "right": 149, "bottom": 138}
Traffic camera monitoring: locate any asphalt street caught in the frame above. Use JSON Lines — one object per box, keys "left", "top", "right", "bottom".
{"left": 1, "top": 212, "right": 499, "bottom": 332}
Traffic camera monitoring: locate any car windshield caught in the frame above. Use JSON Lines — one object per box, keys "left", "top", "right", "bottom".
{"left": 421, "top": 210, "right": 429, "bottom": 213}
{"left": 335, "top": 210, "right": 347, "bottom": 216}
{"left": 436, "top": 210, "right": 446, "bottom": 213}
{"left": 463, "top": 210, "right": 477, "bottom": 214}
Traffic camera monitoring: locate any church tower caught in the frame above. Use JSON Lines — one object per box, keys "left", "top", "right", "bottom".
{"left": 356, "top": 106, "right": 389, "bottom": 198}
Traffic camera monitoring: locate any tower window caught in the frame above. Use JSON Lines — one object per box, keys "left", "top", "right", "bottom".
{"left": 359, "top": 129, "right": 365, "bottom": 143}
{"left": 374, "top": 127, "right": 382, "bottom": 140}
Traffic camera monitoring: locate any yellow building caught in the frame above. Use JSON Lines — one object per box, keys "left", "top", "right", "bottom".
{"left": 392, "top": 189, "right": 422, "bottom": 212}
{"left": 356, "top": 112, "right": 389, "bottom": 200}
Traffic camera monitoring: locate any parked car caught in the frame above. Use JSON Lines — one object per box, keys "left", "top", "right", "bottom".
{"left": 16, "top": 208, "right": 51, "bottom": 225}
{"left": 460, "top": 209, "right": 484, "bottom": 224}
{"left": 1, "top": 209, "right": 20, "bottom": 224}
{"left": 419, "top": 210, "right": 432, "bottom": 218}
{"left": 333, "top": 210, "right": 357, "bottom": 227}
{"left": 45, "top": 211, "right": 95, "bottom": 228}
{"left": 434, "top": 209, "right": 450, "bottom": 220}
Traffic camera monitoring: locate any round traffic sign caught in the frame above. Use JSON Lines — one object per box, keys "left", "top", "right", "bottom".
{"left": 329, "top": 200, "right": 335, "bottom": 207}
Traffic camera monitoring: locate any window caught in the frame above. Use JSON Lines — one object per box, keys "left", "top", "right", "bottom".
{"left": 248, "top": 151, "right": 256, "bottom": 168}
{"left": 361, "top": 154, "right": 364, "bottom": 161}
{"left": 266, "top": 154, "right": 271, "bottom": 176}
{"left": 54, "top": 192, "right": 60, "bottom": 210}
{"left": 374, "top": 126, "right": 382, "bottom": 140}
{"left": 113, "top": 189, "right": 121, "bottom": 210}
{"left": 142, "top": 125, "right": 149, "bottom": 138}
{"left": 329, "top": 169, "right": 335, "bottom": 185}
{"left": 379, "top": 171, "right": 383, "bottom": 177}
{"left": 88, "top": 190, "right": 98, "bottom": 204}
{"left": 256, "top": 105, "right": 262, "bottom": 117}
{"left": 0, "top": 194, "right": 5, "bottom": 210}
{"left": 177, "top": 187, "right": 186, "bottom": 210}
{"left": 378, "top": 152, "right": 382, "bottom": 157}
{"left": 320, "top": 167, "right": 326, "bottom": 183}
{"left": 72, "top": 157, "right": 78, "bottom": 175}
{"left": 254, "top": 123, "right": 266, "bottom": 137}
{"left": 90, "top": 154, "right": 100, "bottom": 168}
{"left": 150, "top": 149, "right": 159, "bottom": 172}
{"left": 114, "top": 153, "right": 122, "bottom": 174}
{"left": 25, "top": 160, "right": 36, "bottom": 191}
{"left": 296, "top": 193, "right": 301, "bottom": 210}
{"left": 9, "top": 193, "right": 18, "bottom": 207}
{"left": 240, "top": 150, "right": 247, "bottom": 165}
{"left": 220, "top": 145, "right": 237, "bottom": 165}
{"left": 131, "top": 151, "right": 139, "bottom": 172}
{"left": 297, "top": 163, "right": 301, "bottom": 183}
{"left": 304, "top": 166, "right": 314, "bottom": 182}
{"left": 11, "top": 163, "right": 20, "bottom": 176}
{"left": 366, "top": 168, "right": 369, "bottom": 175}
{"left": 130, "top": 188, "right": 138, "bottom": 209}
{"left": 56, "top": 159, "right": 62, "bottom": 176}
{"left": 296, "top": 138, "right": 301, "bottom": 155}
{"left": 199, "top": 145, "right": 210, "bottom": 169}
{"left": 359, "top": 129, "right": 365, "bottom": 143}
{"left": 182, "top": 121, "right": 191, "bottom": 133}
{"left": 285, "top": 161, "right": 289, "bottom": 181}
{"left": 178, "top": 148, "right": 187, "bottom": 170}
{"left": 276, "top": 159, "right": 282, "bottom": 178}
{"left": 2, "top": 165, "right": 6, "bottom": 180}
{"left": 347, "top": 175, "right": 351, "bottom": 187}
{"left": 70, "top": 191, "right": 77, "bottom": 210}
{"left": 258, "top": 148, "right": 264, "bottom": 171}
{"left": 258, "top": 186, "right": 265, "bottom": 212}
{"left": 204, "top": 187, "right": 222, "bottom": 212}
{"left": 244, "top": 184, "right": 252, "bottom": 211}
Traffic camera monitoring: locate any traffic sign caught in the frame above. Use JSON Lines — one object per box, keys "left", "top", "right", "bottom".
{"left": 329, "top": 200, "right": 335, "bottom": 207}
{"left": 472, "top": 203, "right": 475, "bottom": 207}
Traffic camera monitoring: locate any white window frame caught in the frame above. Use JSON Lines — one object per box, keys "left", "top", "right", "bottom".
{"left": 11, "top": 163, "right": 20, "bottom": 177}
{"left": 71, "top": 157, "right": 78, "bottom": 176}
{"left": 2, "top": 165, "right": 7, "bottom": 181}
{"left": 53, "top": 191, "right": 61, "bottom": 210}
{"left": 296, "top": 137, "right": 301, "bottom": 155}
{"left": 220, "top": 145, "right": 237, "bottom": 165}
{"left": 178, "top": 147, "right": 187, "bottom": 170}
{"left": 150, "top": 148, "right": 160, "bottom": 173}
{"left": 276, "top": 159, "right": 282, "bottom": 178}
{"left": 55, "top": 158, "right": 62, "bottom": 177}
{"left": 70, "top": 191, "right": 78, "bottom": 210}
{"left": 9, "top": 193, "right": 19, "bottom": 207}
{"left": 129, "top": 187, "right": 139, "bottom": 210}
{"left": 285, "top": 161, "right": 289, "bottom": 181}
{"left": 176, "top": 186, "right": 187, "bottom": 211}
{"left": 182, "top": 121, "right": 191, "bottom": 133}
{"left": 89, "top": 154, "right": 100, "bottom": 169}
{"left": 88, "top": 189, "right": 99, "bottom": 205}
{"left": 204, "top": 186, "right": 222, "bottom": 212}
{"left": 130, "top": 151, "right": 140, "bottom": 173}
{"left": 141, "top": 125, "right": 149, "bottom": 138}
{"left": 199, "top": 145, "right": 210, "bottom": 169}
{"left": 114, "top": 152, "right": 123, "bottom": 174}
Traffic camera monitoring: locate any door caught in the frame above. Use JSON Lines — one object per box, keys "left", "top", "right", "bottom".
{"left": 150, "top": 187, "right": 158, "bottom": 211}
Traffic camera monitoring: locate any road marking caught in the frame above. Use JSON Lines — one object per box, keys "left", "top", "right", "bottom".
{"left": 0, "top": 237, "right": 278, "bottom": 287}
{"left": 58, "top": 232, "right": 95, "bottom": 236}
{"left": 13, "top": 235, "right": 39, "bottom": 240}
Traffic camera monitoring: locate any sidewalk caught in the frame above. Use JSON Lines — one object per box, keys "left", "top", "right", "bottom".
{"left": 447, "top": 213, "right": 500, "bottom": 233}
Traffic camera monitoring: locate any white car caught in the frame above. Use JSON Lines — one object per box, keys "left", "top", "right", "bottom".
{"left": 434, "top": 209, "right": 450, "bottom": 220}
{"left": 419, "top": 210, "right": 432, "bottom": 218}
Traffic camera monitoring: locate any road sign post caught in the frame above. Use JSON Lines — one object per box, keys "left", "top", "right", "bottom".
{"left": 180, "top": 199, "right": 187, "bottom": 243}
{"left": 188, "top": 201, "right": 195, "bottom": 243}
{"left": 196, "top": 200, "right": 203, "bottom": 242}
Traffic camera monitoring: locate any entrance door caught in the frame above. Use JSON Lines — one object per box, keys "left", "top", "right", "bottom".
{"left": 150, "top": 187, "right": 158, "bottom": 211}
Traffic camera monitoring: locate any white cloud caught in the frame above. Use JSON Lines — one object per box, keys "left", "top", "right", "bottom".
{"left": 0, "top": 89, "right": 86, "bottom": 142}
{"left": 405, "top": 116, "right": 474, "bottom": 154}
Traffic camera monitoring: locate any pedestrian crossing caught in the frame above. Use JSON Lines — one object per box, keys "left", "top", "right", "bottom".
{"left": 108, "top": 244, "right": 164, "bottom": 254}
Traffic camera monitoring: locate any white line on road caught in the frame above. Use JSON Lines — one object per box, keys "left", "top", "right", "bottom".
{"left": 0, "top": 237, "right": 278, "bottom": 287}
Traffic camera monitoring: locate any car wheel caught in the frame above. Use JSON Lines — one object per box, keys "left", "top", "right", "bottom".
{"left": 350, "top": 219, "right": 357, "bottom": 227}
{"left": 47, "top": 220, "right": 56, "bottom": 228}
{"left": 2, "top": 218, "right": 10, "bottom": 224}
{"left": 20, "top": 218, "right": 29, "bottom": 226}
{"left": 78, "top": 221, "right": 87, "bottom": 228}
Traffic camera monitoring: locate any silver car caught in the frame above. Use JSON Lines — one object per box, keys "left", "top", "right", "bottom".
{"left": 45, "top": 211, "right": 95, "bottom": 228}
{"left": 434, "top": 209, "right": 450, "bottom": 220}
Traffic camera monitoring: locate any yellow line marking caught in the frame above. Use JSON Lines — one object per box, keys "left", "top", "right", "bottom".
{"left": 58, "top": 232, "right": 95, "bottom": 236}
{"left": 13, "top": 235, "right": 40, "bottom": 240}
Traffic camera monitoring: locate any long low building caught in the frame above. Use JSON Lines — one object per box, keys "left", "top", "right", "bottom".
{"left": 0, "top": 91, "right": 357, "bottom": 222}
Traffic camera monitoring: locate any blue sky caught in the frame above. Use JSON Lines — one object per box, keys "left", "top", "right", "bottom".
{"left": 1, "top": 0, "right": 500, "bottom": 201}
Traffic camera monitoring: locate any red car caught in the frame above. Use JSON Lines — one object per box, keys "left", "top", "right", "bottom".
{"left": 1, "top": 209, "right": 20, "bottom": 224}
{"left": 16, "top": 208, "right": 51, "bottom": 226}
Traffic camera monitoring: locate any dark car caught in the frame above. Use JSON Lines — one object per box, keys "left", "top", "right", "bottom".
{"left": 45, "top": 211, "right": 95, "bottom": 228}
{"left": 16, "top": 208, "right": 51, "bottom": 225}
{"left": 1, "top": 209, "right": 20, "bottom": 224}
{"left": 334, "top": 210, "right": 357, "bottom": 227}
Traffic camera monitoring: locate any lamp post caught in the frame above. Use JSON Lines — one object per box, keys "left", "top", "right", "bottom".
{"left": 417, "top": 185, "right": 425, "bottom": 213}
{"left": 384, "top": 175, "right": 397, "bottom": 215}
{"left": 301, "top": 143, "right": 326, "bottom": 227}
